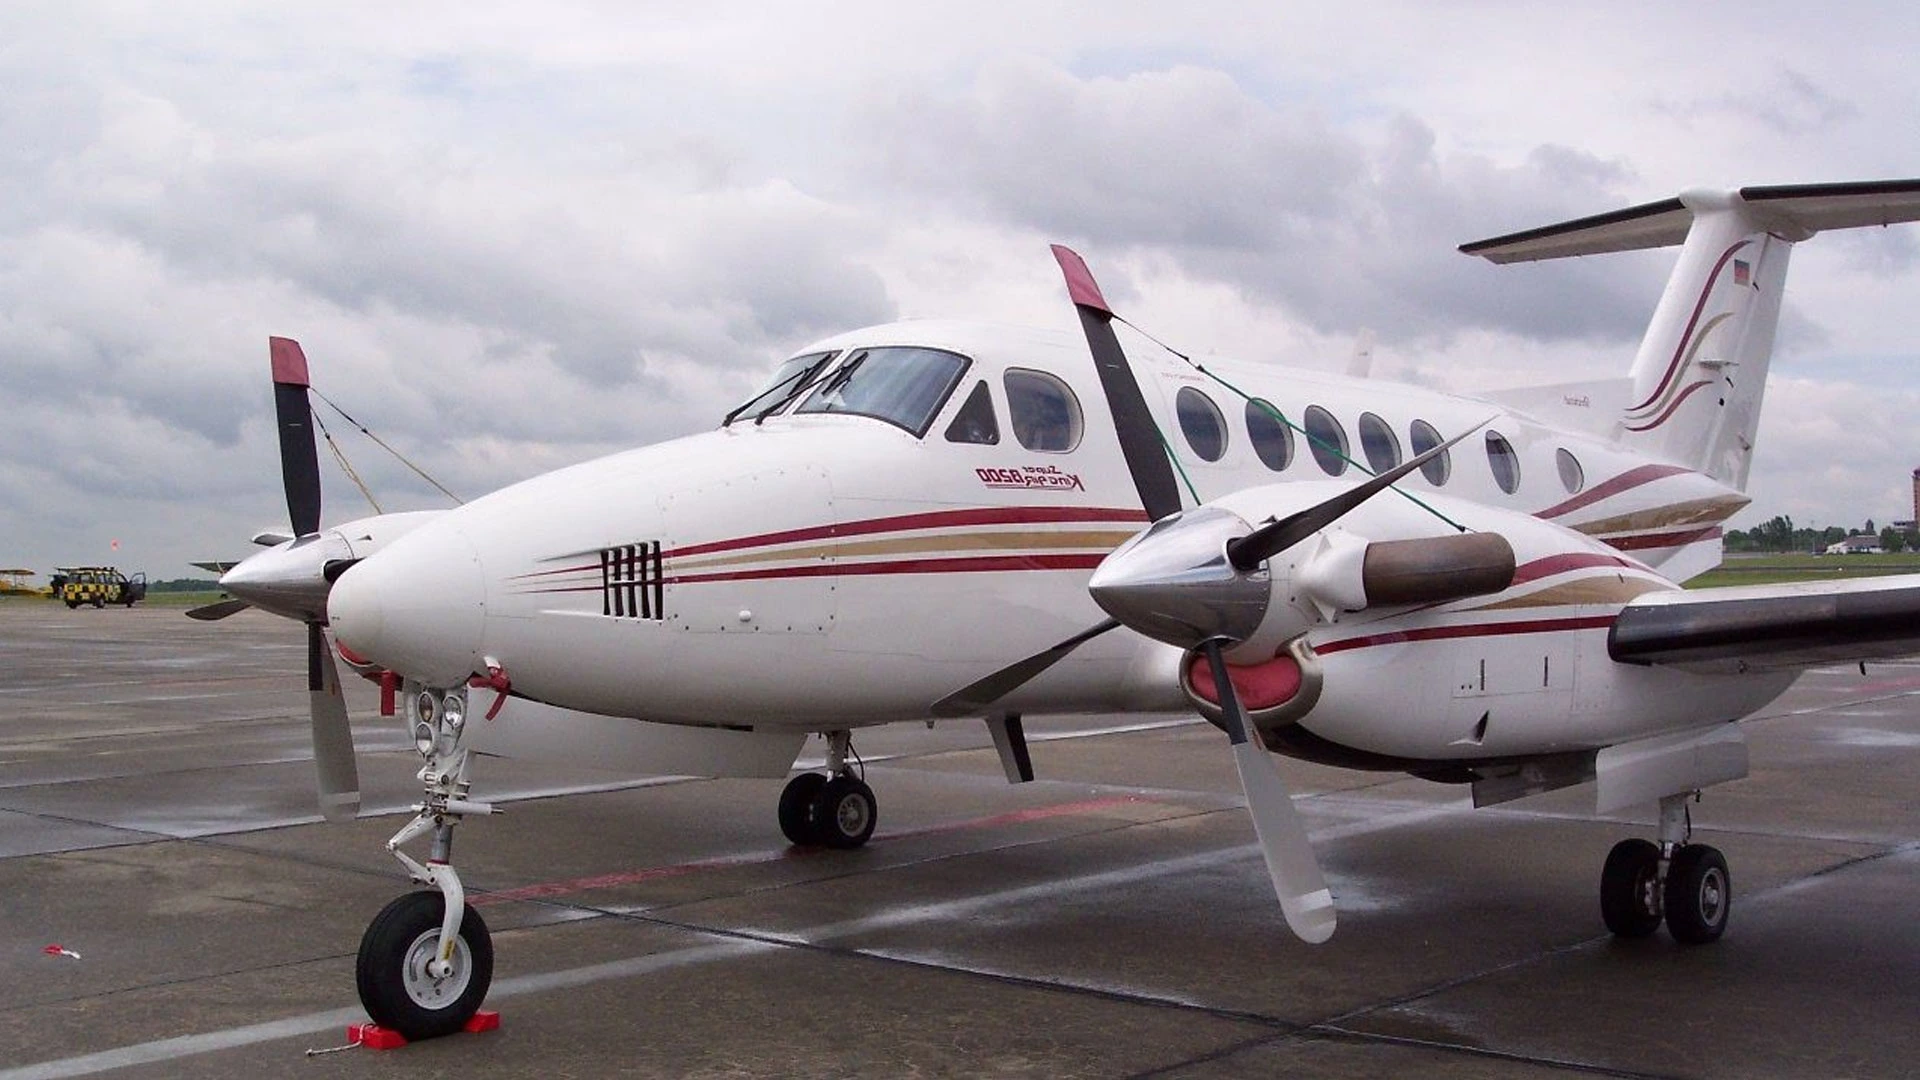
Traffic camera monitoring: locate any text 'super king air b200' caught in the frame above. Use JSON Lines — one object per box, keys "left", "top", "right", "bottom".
{"left": 218, "top": 180, "right": 1920, "bottom": 1040}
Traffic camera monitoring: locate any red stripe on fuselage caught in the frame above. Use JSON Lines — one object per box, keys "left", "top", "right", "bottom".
{"left": 1316, "top": 614, "right": 1619, "bottom": 655}
{"left": 665, "top": 552, "right": 1107, "bottom": 585}
{"left": 1510, "top": 551, "right": 1643, "bottom": 584}
{"left": 509, "top": 506, "right": 1149, "bottom": 581}
{"left": 1533, "top": 463, "right": 1694, "bottom": 521}
{"left": 1603, "top": 526, "right": 1721, "bottom": 552}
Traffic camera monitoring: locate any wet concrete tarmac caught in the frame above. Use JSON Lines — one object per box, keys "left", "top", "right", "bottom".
{"left": 0, "top": 600, "right": 1914, "bottom": 1078}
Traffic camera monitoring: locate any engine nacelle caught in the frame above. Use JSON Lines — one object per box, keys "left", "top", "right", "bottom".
{"left": 1090, "top": 483, "right": 1522, "bottom": 661}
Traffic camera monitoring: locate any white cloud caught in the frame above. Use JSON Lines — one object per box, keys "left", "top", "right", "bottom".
{"left": 0, "top": 2, "right": 1916, "bottom": 577}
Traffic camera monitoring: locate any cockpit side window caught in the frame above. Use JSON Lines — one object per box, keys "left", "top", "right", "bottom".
{"left": 943, "top": 380, "right": 1000, "bottom": 445}
{"left": 1004, "top": 368, "right": 1083, "bottom": 452}
{"left": 795, "top": 346, "right": 970, "bottom": 438}
{"left": 723, "top": 351, "right": 837, "bottom": 426}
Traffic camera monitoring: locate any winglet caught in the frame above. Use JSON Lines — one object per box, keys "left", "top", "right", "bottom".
{"left": 1050, "top": 245, "right": 1113, "bottom": 316}
{"left": 269, "top": 337, "right": 311, "bottom": 388}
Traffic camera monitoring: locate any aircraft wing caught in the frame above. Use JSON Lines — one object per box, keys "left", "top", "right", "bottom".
{"left": 1608, "top": 573, "right": 1920, "bottom": 673}
{"left": 191, "top": 560, "right": 242, "bottom": 574}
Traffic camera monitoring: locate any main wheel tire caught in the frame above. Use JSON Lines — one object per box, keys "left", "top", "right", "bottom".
{"left": 1665, "top": 844, "right": 1730, "bottom": 945}
{"left": 1600, "top": 838, "right": 1664, "bottom": 938}
{"left": 356, "top": 891, "right": 494, "bottom": 1040}
{"left": 778, "top": 772, "right": 828, "bottom": 846}
{"left": 810, "top": 775, "right": 877, "bottom": 849}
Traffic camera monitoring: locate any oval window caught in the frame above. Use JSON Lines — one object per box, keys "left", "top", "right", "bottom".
{"left": 1004, "top": 368, "right": 1083, "bottom": 452}
{"left": 1246, "top": 399, "right": 1293, "bottom": 472}
{"left": 1176, "top": 387, "right": 1227, "bottom": 462}
{"left": 1409, "top": 419, "right": 1450, "bottom": 485}
{"left": 1358, "top": 412, "right": 1401, "bottom": 473}
{"left": 1486, "top": 430, "right": 1521, "bottom": 494}
{"left": 1556, "top": 448, "right": 1584, "bottom": 493}
{"left": 1304, "top": 405, "right": 1349, "bottom": 476}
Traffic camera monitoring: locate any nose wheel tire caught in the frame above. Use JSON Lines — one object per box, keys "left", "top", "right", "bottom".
{"left": 356, "top": 890, "right": 494, "bottom": 1041}
{"left": 1664, "top": 844, "right": 1730, "bottom": 945}
{"left": 778, "top": 772, "right": 829, "bottom": 846}
{"left": 810, "top": 775, "right": 877, "bottom": 849}
{"left": 1600, "top": 838, "right": 1664, "bottom": 939}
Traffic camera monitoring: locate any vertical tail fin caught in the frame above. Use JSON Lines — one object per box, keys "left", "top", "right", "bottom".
{"left": 1462, "top": 180, "right": 1920, "bottom": 490}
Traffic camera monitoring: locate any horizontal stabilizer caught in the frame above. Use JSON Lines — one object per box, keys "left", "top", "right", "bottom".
{"left": 1461, "top": 179, "right": 1920, "bottom": 263}
{"left": 1609, "top": 574, "right": 1920, "bottom": 673}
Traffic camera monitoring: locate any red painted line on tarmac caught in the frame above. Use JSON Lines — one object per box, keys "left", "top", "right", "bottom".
{"left": 471, "top": 796, "right": 1147, "bottom": 907}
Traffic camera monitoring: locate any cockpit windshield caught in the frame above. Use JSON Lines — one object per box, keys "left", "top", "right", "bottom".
{"left": 793, "top": 346, "right": 969, "bottom": 438}
{"left": 722, "top": 351, "right": 837, "bottom": 426}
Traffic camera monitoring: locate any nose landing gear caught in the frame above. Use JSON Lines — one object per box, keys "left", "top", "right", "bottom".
{"left": 1599, "top": 791, "right": 1730, "bottom": 945}
{"left": 356, "top": 683, "right": 500, "bottom": 1040}
{"left": 777, "top": 729, "right": 877, "bottom": 849}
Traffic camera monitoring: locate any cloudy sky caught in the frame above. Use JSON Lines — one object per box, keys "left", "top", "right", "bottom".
{"left": 4, "top": 2, "right": 1918, "bottom": 579}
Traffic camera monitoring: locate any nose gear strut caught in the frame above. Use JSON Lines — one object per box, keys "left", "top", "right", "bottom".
{"left": 356, "top": 682, "right": 500, "bottom": 1039}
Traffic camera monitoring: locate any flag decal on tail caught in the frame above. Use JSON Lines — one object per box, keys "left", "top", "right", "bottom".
{"left": 1732, "top": 260, "right": 1751, "bottom": 287}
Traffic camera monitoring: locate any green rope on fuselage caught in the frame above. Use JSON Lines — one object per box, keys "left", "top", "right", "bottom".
{"left": 1190, "top": 357, "right": 1467, "bottom": 534}
{"left": 1157, "top": 428, "right": 1202, "bottom": 507}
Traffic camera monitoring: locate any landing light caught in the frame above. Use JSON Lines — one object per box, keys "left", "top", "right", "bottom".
{"left": 406, "top": 686, "right": 470, "bottom": 759}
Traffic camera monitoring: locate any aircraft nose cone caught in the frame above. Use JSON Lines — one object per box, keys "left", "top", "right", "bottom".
{"left": 328, "top": 528, "right": 486, "bottom": 687}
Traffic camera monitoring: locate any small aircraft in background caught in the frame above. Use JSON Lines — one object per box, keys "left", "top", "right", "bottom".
{"left": 226, "top": 180, "right": 1920, "bottom": 1040}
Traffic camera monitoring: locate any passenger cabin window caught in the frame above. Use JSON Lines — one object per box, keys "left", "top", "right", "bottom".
{"left": 724, "top": 350, "right": 836, "bottom": 425}
{"left": 1409, "top": 419, "right": 1450, "bottom": 485}
{"left": 1176, "top": 387, "right": 1227, "bottom": 462}
{"left": 1358, "top": 412, "right": 1401, "bottom": 473}
{"left": 1485, "top": 430, "right": 1521, "bottom": 494}
{"left": 1304, "top": 405, "right": 1349, "bottom": 476}
{"left": 1246, "top": 399, "right": 1293, "bottom": 471}
{"left": 1004, "top": 368, "right": 1083, "bottom": 452}
{"left": 795, "top": 346, "right": 969, "bottom": 438}
{"left": 944, "top": 381, "right": 1000, "bottom": 445}
{"left": 1556, "top": 447, "right": 1585, "bottom": 493}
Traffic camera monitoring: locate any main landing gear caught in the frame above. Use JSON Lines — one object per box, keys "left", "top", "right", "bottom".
{"left": 778, "top": 729, "right": 877, "bottom": 849}
{"left": 1600, "top": 791, "right": 1730, "bottom": 945}
{"left": 356, "top": 683, "right": 498, "bottom": 1040}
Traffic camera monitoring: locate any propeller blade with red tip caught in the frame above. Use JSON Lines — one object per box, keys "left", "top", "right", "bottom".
{"left": 271, "top": 336, "right": 323, "bottom": 538}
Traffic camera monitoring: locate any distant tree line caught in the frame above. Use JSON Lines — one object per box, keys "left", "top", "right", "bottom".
{"left": 1724, "top": 516, "right": 1910, "bottom": 554}
{"left": 148, "top": 578, "right": 221, "bottom": 592}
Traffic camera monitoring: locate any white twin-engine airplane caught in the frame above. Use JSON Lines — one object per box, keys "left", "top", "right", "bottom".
{"left": 224, "top": 180, "right": 1920, "bottom": 1040}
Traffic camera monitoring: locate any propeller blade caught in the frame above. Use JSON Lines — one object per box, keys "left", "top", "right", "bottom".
{"left": 307, "top": 622, "right": 360, "bottom": 823}
{"left": 1051, "top": 245, "right": 1183, "bottom": 523}
{"left": 185, "top": 598, "right": 251, "bottom": 621}
{"left": 1203, "top": 640, "right": 1336, "bottom": 944}
{"left": 271, "top": 336, "right": 323, "bottom": 538}
{"left": 931, "top": 618, "right": 1121, "bottom": 717}
{"left": 1226, "top": 419, "right": 1489, "bottom": 572}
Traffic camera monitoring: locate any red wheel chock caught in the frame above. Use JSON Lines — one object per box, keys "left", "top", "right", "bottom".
{"left": 347, "top": 1010, "right": 500, "bottom": 1050}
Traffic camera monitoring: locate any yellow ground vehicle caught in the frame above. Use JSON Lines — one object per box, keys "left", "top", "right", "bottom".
{"left": 51, "top": 566, "right": 147, "bottom": 608}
